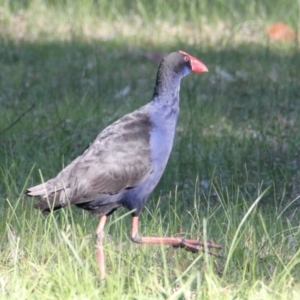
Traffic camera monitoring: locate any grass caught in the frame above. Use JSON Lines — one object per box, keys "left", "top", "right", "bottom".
{"left": 1, "top": 0, "right": 300, "bottom": 298}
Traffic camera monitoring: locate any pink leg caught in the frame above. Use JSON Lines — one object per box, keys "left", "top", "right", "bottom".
{"left": 131, "top": 216, "right": 222, "bottom": 256}
{"left": 95, "top": 215, "right": 107, "bottom": 280}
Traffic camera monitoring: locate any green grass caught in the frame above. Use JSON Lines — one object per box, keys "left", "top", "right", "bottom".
{"left": 1, "top": 0, "right": 300, "bottom": 298}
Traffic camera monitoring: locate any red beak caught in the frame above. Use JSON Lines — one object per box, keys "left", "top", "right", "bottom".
{"left": 179, "top": 50, "right": 208, "bottom": 73}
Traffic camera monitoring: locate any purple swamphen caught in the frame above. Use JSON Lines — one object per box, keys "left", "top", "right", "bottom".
{"left": 26, "top": 51, "right": 221, "bottom": 279}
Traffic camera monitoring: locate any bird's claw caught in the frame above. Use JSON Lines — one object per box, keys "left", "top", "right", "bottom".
{"left": 173, "top": 238, "right": 224, "bottom": 258}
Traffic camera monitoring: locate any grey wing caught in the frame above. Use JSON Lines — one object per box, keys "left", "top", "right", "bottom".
{"left": 69, "top": 138, "right": 152, "bottom": 200}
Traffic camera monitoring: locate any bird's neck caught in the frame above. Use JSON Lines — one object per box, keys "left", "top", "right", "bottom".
{"left": 151, "top": 64, "right": 182, "bottom": 106}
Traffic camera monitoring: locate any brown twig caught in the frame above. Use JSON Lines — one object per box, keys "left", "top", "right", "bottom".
{"left": 0, "top": 103, "right": 35, "bottom": 136}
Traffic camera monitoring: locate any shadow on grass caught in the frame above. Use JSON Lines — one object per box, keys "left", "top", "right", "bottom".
{"left": 0, "top": 36, "right": 300, "bottom": 211}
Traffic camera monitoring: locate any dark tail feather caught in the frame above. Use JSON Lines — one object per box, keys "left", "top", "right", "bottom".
{"left": 27, "top": 189, "right": 68, "bottom": 214}
{"left": 34, "top": 198, "right": 64, "bottom": 215}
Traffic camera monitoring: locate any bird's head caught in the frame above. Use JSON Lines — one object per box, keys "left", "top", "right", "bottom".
{"left": 178, "top": 50, "right": 208, "bottom": 73}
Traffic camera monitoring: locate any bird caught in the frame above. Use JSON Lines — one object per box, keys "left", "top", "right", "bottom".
{"left": 26, "top": 50, "right": 222, "bottom": 280}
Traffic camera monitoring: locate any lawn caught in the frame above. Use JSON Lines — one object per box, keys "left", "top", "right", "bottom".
{"left": 1, "top": 0, "right": 300, "bottom": 299}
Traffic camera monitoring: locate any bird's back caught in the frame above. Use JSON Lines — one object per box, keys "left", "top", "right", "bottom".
{"left": 27, "top": 105, "right": 154, "bottom": 215}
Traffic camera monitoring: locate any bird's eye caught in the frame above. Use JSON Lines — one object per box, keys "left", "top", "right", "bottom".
{"left": 184, "top": 56, "right": 190, "bottom": 62}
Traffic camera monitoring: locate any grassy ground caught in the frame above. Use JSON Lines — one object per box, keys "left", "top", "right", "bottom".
{"left": 1, "top": 0, "right": 300, "bottom": 298}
